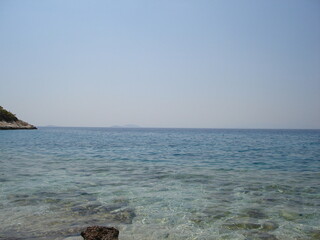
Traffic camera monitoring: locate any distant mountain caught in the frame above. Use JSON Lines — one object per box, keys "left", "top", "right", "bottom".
{"left": 0, "top": 106, "right": 36, "bottom": 130}
{"left": 110, "top": 124, "right": 141, "bottom": 128}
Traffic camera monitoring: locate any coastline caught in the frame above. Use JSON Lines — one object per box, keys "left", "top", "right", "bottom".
{"left": 0, "top": 120, "right": 37, "bottom": 130}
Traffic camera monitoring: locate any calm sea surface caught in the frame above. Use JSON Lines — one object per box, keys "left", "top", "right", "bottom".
{"left": 0, "top": 128, "right": 319, "bottom": 240}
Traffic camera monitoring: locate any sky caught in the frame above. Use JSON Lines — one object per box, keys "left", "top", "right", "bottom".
{"left": 0, "top": 0, "right": 319, "bottom": 129}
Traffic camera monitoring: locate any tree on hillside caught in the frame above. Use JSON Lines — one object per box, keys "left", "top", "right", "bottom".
{"left": 0, "top": 106, "right": 18, "bottom": 122}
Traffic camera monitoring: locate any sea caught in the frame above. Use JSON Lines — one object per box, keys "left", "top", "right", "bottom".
{"left": 0, "top": 127, "right": 319, "bottom": 240}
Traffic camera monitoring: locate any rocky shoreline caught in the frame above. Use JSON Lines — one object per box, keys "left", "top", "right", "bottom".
{"left": 0, "top": 106, "right": 37, "bottom": 130}
{"left": 0, "top": 120, "right": 37, "bottom": 130}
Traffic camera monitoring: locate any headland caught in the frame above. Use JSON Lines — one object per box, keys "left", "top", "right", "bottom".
{"left": 0, "top": 106, "right": 36, "bottom": 130}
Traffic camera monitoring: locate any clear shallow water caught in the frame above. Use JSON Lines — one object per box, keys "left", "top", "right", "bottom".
{"left": 0, "top": 128, "right": 319, "bottom": 240}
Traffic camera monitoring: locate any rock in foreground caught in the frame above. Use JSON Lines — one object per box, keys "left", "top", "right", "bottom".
{"left": 81, "top": 226, "right": 119, "bottom": 240}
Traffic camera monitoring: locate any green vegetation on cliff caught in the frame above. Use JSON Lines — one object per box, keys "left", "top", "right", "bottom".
{"left": 0, "top": 106, "right": 19, "bottom": 122}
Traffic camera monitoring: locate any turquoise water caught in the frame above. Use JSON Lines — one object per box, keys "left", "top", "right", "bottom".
{"left": 0, "top": 128, "right": 319, "bottom": 240}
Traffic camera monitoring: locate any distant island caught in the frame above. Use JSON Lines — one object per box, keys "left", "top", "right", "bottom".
{"left": 110, "top": 124, "right": 141, "bottom": 128}
{"left": 0, "top": 106, "right": 36, "bottom": 130}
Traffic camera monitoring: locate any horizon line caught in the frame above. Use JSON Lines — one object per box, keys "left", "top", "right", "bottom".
{"left": 37, "top": 125, "right": 320, "bottom": 131}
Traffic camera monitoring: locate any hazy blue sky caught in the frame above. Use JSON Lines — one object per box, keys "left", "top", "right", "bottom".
{"left": 1, "top": 0, "right": 319, "bottom": 128}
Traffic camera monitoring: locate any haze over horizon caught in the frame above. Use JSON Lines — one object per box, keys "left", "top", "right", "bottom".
{"left": 1, "top": 0, "right": 319, "bottom": 129}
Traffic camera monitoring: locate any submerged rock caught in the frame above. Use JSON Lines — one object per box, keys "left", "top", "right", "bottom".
{"left": 70, "top": 202, "right": 136, "bottom": 224}
{"left": 63, "top": 237, "right": 83, "bottom": 240}
{"left": 190, "top": 209, "right": 231, "bottom": 227}
{"left": 81, "top": 226, "right": 119, "bottom": 240}
{"left": 223, "top": 222, "right": 261, "bottom": 230}
{"left": 244, "top": 231, "right": 278, "bottom": 240}
{"left": 262, "top": 221, "right": 279, "bottom": 231}
{"left": 309, "top": 229, "right": 320, "bottom": 240}
{"left": 110, "top": 208, "right": 136, "bottom": 224}
{"left": 240, "top": 208, "right": 267, "bottom": 219}
{"left": 279, "top": 209, "right": 301, "bottom": 221}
